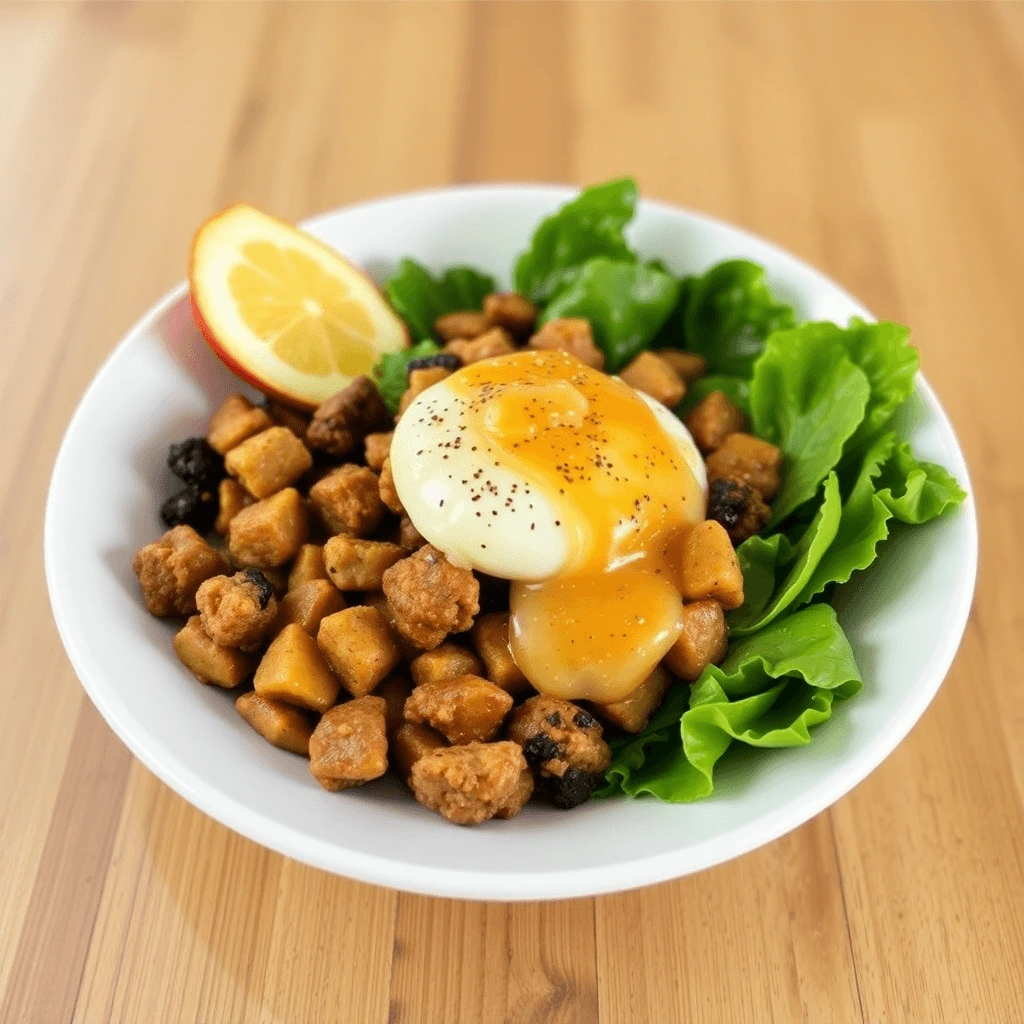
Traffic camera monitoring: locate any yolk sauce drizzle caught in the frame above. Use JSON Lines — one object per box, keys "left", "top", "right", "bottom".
{"left": 450, "top": 351, "right": 705, "bottom": 703}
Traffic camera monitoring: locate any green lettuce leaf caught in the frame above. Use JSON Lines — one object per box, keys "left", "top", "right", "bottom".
{"left": 675, "top": 374, "right": 752, "bottom": 418}
{"left": 372, "top": 340, "right": 440, "bottom": 414}
{"left": 876, "top": 441, "right": 967, "bottom": 523}
{"left": 538, "top": 258, "right": 682, "bottom": 372}
{"left": 684, "top": 260, "right": 796, "bottom": 376}
{"left": 513, "top": 178, "right": 639, "bottom": 304}
{"left": 384, "top": 259, "right": 494, "bottom": 343}
{"left": 750, "top": 325, "right": 871, "bottom": 524}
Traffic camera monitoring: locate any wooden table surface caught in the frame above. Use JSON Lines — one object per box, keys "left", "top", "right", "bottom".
{"left": 2, "top": 2, "right": 1023, "bottom": 1021}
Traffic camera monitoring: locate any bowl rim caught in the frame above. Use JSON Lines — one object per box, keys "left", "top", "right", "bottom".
{"left": 45, "top": 184, "right": 978, "bottom": 900}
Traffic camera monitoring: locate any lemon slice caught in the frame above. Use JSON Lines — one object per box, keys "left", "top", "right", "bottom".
{"left": 190, "top": 204, "right": 408, "bottom": 409}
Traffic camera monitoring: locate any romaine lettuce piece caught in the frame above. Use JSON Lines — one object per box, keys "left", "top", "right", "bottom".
{"left": 384, "top": 259, "right": 494, "bottom": 343}
{"left": 372, "top": 339, "right": 441, "bottom": 414}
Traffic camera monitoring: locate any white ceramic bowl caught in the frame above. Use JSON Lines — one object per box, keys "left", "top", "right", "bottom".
{"left": 45, "top": 186, "right": 977, "bottom": 901}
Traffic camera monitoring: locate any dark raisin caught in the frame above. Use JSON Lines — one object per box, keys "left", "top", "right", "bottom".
{"left": 538, "top": 768, "right": 601, "bottom": 810}
{"left": 167, "top": 438, "right": 224, "bottom": 489}
{"left": 546, "top": 712, "right": 563, "bottom": 727}
{"left": 407, "top": 353, "right": 461, "bottom": 373}
{"left": 706, "top": 478, "right": 750, "bottom": 532}
{"left": 242, "top": 568, "right": 274, "bottom": 609}
{"left": 573, "top": 709, "right": 597, "bottom": 730}
{"left": 160, "top": 484, "right": 217, "bottom": 533}
{"left": 522, "top": 733, "right": 560, "bottom": 768}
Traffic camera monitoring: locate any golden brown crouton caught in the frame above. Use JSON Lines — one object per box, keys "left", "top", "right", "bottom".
{"left": 664, "top": 600, "right": 729, "bottom": 681}
{"left": 471, "top": 613, "right": 529, "bottom": 695}
{"left": 706, "top": 478, "right": 771, "bottom": 544}
{"left": 317, "top": 606, "right": 402, "bottom": 697}
{"left": 363, "top": 431, "right": 394, "bottom": 472}
{"left": 288, "top": 543, "right": 328, "bottom": 590}
{"left": 679, "top": 521, "right": 744, "bottom": 610}
{"left": 619, "top": 351, "right": 686, "bottom": 408}
{"left": 133, "top": 525, "right": 229, "bottom": 617}
{"left": 215, "top": 478, "right": 252, "bottom": 535}
{"left": 196, "top": 569, "right": 277, "bottom": 649}
{"left": 275, "top": 579, "right": 346, "bottom": 635}
{"left": 397, "top": 367, "right": 452, "bottom": 417}
{"left": 228, "top": 488, "right": 309, "bottom": 569}
{"left": 410, "top": 741, "right": 531, "bottom": 825}
{"left": 235, "top": 692, "right": 314, "bottom": 756}
{"left": 397, "top": 515, "right": 427, "bottom": 550}
{"left": 444, "top": 327, "right": 516, "bottom": 365}
{"left": 435, "top": 310, "right": 490, "bottom": 343}
{"left": 267, "top": 400, "right": 311, "bottom": 439}
{"left": 207, "top": 394, "right": 273, "bottom": 455}
{"left": 309, "top": 696, "right": 389, "bottom": 791}
{"left": 410, "top": 644, "right": 484, "bottom": 688}
{"left": 382, "top": 544, "right": 481, "bottom": 650}
{"left": 705, "top": 433, "right": 782, "bottom": 500}
{"left": 378, "top": 458, "right": 403, "bottom": 514}
{"left": 654, "top": 349, "right": 708, "bottom": 383}
{"left": 309, "top": 464, "right": 385, "bottom": 537}
{"left": 323, "top": 535, "right": 406, "bottom": 591}
{"left": 483, "top": 291, "right": 538, "bottom": 335}
{"left": 596, "top": 665, "right": 672, "bottom": 734}
{"left": 254, "top": 623, "right": 340, "bottom": 712}
{"left": 684, "top": 391, "right": 746, "bottom": 453}
{"left": 405, "top": 674, "right": 513, "bottom": 744}
{"left": 376, "top": 675, "right": 413, "bottom": 735}
{"left": 528, "top": 317, "right": 605, "bottom": 370}
{"left": 174, "top": 616, "right": 256, "bottom": 688}
{"left": 391, "top": 722, "right": 448, "bottom": 783}
{"left": 306, "top": 376, "right": 392, "bottom": 457}
{"left": 224, "top": 426, "right": 313, "bottom": 499}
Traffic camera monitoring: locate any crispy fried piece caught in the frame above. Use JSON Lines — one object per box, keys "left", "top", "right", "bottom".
{"left": 444, "top": 327, "right": 516, "bottom": 365}
{"left": 255, "top": 623, "right": 340, "bottom": 712}
{"left": 174, "top": 615, "right": 256, "bottom": 688}
{"left": 679, "top": 521, "right": 744, "bottom": 610}
{"left": 705, "top": 433, "right": 782, "bottom": 500}
{"left": 483, "top": 291, "right": 537, "bottom": 335}
{"left": 410, "top": 741, "right": 531, "bottom": 825}
{"left": 317, "top": 606, "right": 402, "bottom": 697}
{"left": 207, "top": 394, "right": 273, "bottom": 455}
{"left": 215, "top": 478, "right": 251, "bottom": 535}
{"left": 196, "top": 569, "right": 277, "bottom": 649}
{"left": 224, "top": 426, "right": 313, "bottom": 499}
{"left": 378, "top": 457, "right": 404, "bottom": 514}
{"left": 397, "top": 515, "right": 426, "bottom": 551}
{"left": 133, "top": 525, "right": 229, "bottom": 617}
{"left": 471, "top": 613, "right": 529, "bottom": 695}
{"left": 288, "top": 543, "right": 328, "bottom": 590}
{"left": 391, "top": 722, "right": 448, "bottom": 783}
{"left": 306, "top": 376, "right": 392, "bottom": 457}
{"left": 664, "top": 600, "right": 729, "bottom": 681}
{"left": 376, "top": 675, "right": 413, "bottom": 735}
{"left": 309, "top": 464, "right": 385, "bottom": 537}
{"left": 235, "top": 691, "right": 314, "bottom": 756}
{"left": 363, "top": 431, "right": 394, "bottom": 472}
{"left": 653, "top": 349, "right": 708, "bottom": 383}
{"left": 435, "top": 310, "right": 490, "bottom": 343}
{"left": 309, "top": 696, "right": 388, "bottom": 791}
{"left": 267, "top": 400, "right": 311, "bottom": 439}
{"left": 619, "top": 351, "right": 685, "bottom": 408}
{"left": 382, "top": 544, "right": 480, "bottom": 650}
{"left": 596, "top": 665, "right": 672, "bottom": 734}
{"left": 527, "top": 317, "right": 605, "bottom": 370}
{"left": 397, "top": 367, "right": 452, "bottom": 418}
{"left": 404, "top": 674, "right": 513, "bottom": 744}
{"left": 228, "top": 488, "right": 309, "bottom": 569}
{"left": 684, "top": 391, "right": 746, "bottom": 454}
{"left": 275, "top": 579, "right": 346, "bottom": 635}
{"left": 706, "top": 478, "right": 771, "bottom": 544}
{"left": 324, "top": 535, "right": 406, "bottom": 591}
{"left": 410, "top": 644, "right": 484, "bottom": 688}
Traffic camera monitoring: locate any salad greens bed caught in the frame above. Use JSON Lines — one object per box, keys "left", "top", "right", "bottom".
{"left": 372, "top": 178, "right": 967, "bottom": 803}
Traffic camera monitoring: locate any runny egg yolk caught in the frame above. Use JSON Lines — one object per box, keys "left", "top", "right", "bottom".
{"left": 448, "top": 350, "right": 706, "bottom": 704}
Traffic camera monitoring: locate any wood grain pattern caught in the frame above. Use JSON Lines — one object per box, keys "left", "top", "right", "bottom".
{"left": 2, "top": 2, "right": 1023, "bottom": 1021}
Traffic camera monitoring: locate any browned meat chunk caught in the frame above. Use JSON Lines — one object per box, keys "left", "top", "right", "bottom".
{"left": 224, "top": 426, "right": 313, "bottom": 499}
{"left": 410, "top": 741, "right": 532, "bottom": 824}
{"left": 483, "top": 291, "right": 538, "bottom": 336}
{"left": 684, "top": 391, "right": 746, "bottom": 453}
{"left": 507, "top": 696, "right": 611, "bottom": 809}
{"left": 397, "top": 367, "right": 452, "bottom": 417}
{"left": 173, "top": 615, "right": 256, "bottom": 688}
{"left": 207, "top": 394, "right": 273, "bottom": 455}
{"left": 363, "top": 431, "right": 394, "bottom": 472}
{"left": 375, "top": 675, "right": 413, "bottom": 735}
{"left": 706, "top": 478, "right": 771, "bottom": 544}
{"left": 255, "top": 623, "right": 340, "bottom": 712}
{"left": 133, "top": 525, "right": 229, "bottom": 617}
{"left": 235, "top": 692, "right": 314, "bottom": 756}
{"left": 397, "top": 515, "right": 426, "bottom": 550}
{"left": 267, "top": 400, "right": 311, "bottom": 439}
{"left": 404, "top": 674, "right": 513, "bottom": 744}
{"left": 196, "top": 569, "right": 277, "bottom": 649}
{"left": 528, "top": 317, "right": 605, "bottom": 370}
{"left": 410, "top": 644, "right": 483, "bottom": 688}
{"left": 596, "top": 665, "right": 672, "bottom": 734}
{"left": 382, "top": 544, "right": 480, "bottom": 650}
{"left": 378, "top": 458, "right": 404, "bottom": 514}
{"left": 654, "top": 349, "right": 708, "bottom": 383}
{"left": 471, "top": 613, "right": 529, "bottom": 695}
{"left": 705, "top": 433, "right": 782, "bottom": 500}
{"left": 324, "top": 535, "right": 405, "bottom": 591}
{"left": 444, "top": 327, "right": 516, "bottom": 365}
{"left": 309, "top": 464, "right": 385, "bottom": 538}
{"left": 435, "top": 310, "right": 490, "bottom": 342}
{"left": 309, "top": 696, "right": 389, "bottom": 791}
{"left": 664, "top": 600, "right": 729, "bottom": 682}
{"left": 288, "top": 543, "right": 328, "bottom": 590}
{"left": 274, "top": 579, "right": 346, "bottom": 635}
{"left": 228, "top": 488, "right": 309, "bottom": 569}
{"left": 391, "top": 722, "right": 448, "bottom": 783}
{"left": 317, "top": 605, "right": 402, "bottom": 697}
{"left": 306, "top": 376, "right": 391, "bottom": 457}
{"left": 679, "top": 521, "right": 744, "bottom": 610}
{"left": 619, "top": 351, "right": 685, "bottom": 408}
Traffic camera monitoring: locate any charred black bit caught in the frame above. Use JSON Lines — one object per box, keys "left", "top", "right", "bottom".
{"left": 522, "top": 733, "right": 560, "bottom": 768}
{"left": 160, "top": 484, "right": 217, "bottom": 533}
{"left": 546, "top": 712, "right": 563, "bottom": 727}
{"left": 706, "top": 478, "right": 750, "bottom": 533}
{"left": 407, "top": 353, "right": 461, "bottom": 374}
{"left": 537, "top": 768, "right": 602, "bottom": 810}
{"left": 573, "top": 709, "right": 598, "bottom": 730}
{"left": 167, "top": 438, "right": 224, "bottom": 489}
{"left": 242, "top": 568, "right": 274, "bottom": 609}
